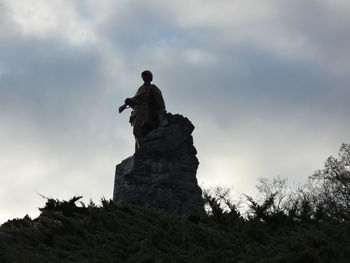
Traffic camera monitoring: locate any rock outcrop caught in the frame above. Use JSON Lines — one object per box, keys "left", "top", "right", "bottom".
{"left": 113, "top": 113, "right": 204, "bottom": 215}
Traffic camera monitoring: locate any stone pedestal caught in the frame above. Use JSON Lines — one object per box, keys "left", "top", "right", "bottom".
{"left": 113, "top": 113, "right": 204, "bottom": 215}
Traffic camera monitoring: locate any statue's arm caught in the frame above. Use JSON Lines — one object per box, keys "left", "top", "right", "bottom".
{"left": 125, "top": 89, "right": 145, "bottom": 108}
{"left": 124, "top": 98, "right": 135, "bottom": 108}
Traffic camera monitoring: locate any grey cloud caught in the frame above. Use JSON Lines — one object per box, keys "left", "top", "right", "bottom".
{"left": 273, "top": 1, "right": 350, "bottom": 72}
{"left": 158, "top": 0, "right": 350, "bottom": 75}
{"left": 0, "top": 36, "right": 111, "bottom": 137}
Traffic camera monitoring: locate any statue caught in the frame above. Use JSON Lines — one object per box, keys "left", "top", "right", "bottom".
{"left": 115, "top": 71, "right": 204, "bottom": 214}
{"left": 119, "top": 70, "right": 166, "bottom": 150}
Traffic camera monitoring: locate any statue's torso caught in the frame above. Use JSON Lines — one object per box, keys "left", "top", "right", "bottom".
{"left": 133, "top": 84, "right": 165, "bottom": 128}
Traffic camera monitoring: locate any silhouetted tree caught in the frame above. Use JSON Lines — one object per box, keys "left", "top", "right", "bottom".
{"left": 203, "top": 186, "right": 242, "bottom": 220}
{"left": 310, "top": 143, "right": 350, "bottom": 221}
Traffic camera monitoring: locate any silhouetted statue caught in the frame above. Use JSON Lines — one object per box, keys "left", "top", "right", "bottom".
{"left": 119, "top": 70, "right": 166, "bottom": 150}
{"left": 115, "top": 72, "right": 204, "bottom": 214}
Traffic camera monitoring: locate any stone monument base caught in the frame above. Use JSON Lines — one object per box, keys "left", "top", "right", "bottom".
{"left": 113, "top": 113, "right": 204, "bottom": 215}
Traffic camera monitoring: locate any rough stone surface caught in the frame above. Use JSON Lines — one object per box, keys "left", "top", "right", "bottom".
{"left": 113, "top": 113, "right": 205, "bottom": 215}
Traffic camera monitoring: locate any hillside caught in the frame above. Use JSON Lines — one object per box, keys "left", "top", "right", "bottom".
{"left": 1, "top": 144, "right": 350, "bottom": 262}
{"left": 0, "top": 196, "right": 349, "bottom": 263}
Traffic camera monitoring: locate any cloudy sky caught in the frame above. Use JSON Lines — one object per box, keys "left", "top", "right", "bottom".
{"left": 1, "top": 0, "right": 349, "bottom": 223}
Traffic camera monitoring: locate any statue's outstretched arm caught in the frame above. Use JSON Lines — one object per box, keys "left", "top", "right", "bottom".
{"left": 125, "top": 92, "right": 145, "bottom": 108}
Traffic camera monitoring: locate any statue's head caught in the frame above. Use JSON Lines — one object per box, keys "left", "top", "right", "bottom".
{"left": 141, "top": 70, "right": 153, "bottom": 83}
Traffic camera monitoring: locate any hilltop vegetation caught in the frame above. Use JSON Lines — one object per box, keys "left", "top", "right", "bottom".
{"left": 1, "top": 144, "right": 349, "bottom": 263}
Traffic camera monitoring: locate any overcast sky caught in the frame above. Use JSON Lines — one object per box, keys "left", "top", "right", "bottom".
{"left": 1, "top": 0, "right": 349, "bottom": 223}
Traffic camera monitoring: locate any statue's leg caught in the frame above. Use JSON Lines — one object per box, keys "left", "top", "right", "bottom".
{"left": 133, "top": 124, "right": 143, "bottom": 152}
{"left": 134, "top": 137, "right": 140, "bottom": 152}
{"left": 133, "top": 122, "right": 155, "bottom": 152}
